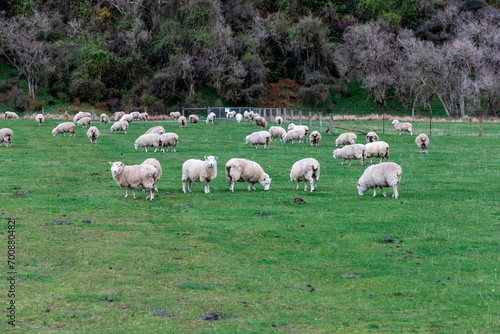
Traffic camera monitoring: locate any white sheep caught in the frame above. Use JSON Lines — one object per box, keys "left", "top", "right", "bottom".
{"left": 0, "top": 128, "right": 14, "bottom": 147}
{"left": 142, "top": 158, "right": 162, "bottom": 192}
{"left": 235, "top": 113, "right": 243, "bottom": 123}
{"left": 288, "top": 123, "right": 309, "bottom": 137}
{"left": 170, "top": 111, "right": 181, "bottom": 119}
{"left": 110, "top": 120, "right": 129, "bottom": 134}
{"left": 120, "top": 114, "right": 134, "bottom": 123}
{"left": 78, "top": 116, "right": 92, "bottom": 128}
{"left": 87, "top": 126, "right": 100, "bottom": 144}
{"left": 4, "top": 111, "right": 19, "bottom": 119}
{"left": 100, "top": 113, "right": 110, "bottom": 123}
{"left": 109, "top": 161, "right": 158, "bottom": 201}
{"left": 275, "top": 116, "right": 283, "bottom": 126}
{"left": 225, "top": 158, "right": 272, "bottom": 192}
{"left": 145, "top": 126, "right": 165, "bottom": 135}
{"left": 35, "top": 114, "right": 44, "bottom": 126}
{"left": 289, "top": 158, "right": 320, "bottom": 192}
{"left": 283, "top": 128, "right": 305, "bottom": 144}
{"left": 138, "top": 112, "right": 148, "bottom": 121}
{"left": 366, "top": 132, "right": 379, "bottom": 143}
{"left": 269, "top": 126, "right": 286, "bottom": 141}
{"left": 243, "top": 110, "right": 254, "bottom": 119}
{"left": 226, "top": 110, "right": 236, "bottom": 120}
{"left": 182, "top": 156, "right": 218, "bottom": 193}
{"left": 335, "top": 132, "right": 357, "bottom": 147}
{"left": 178, "top": 115, "right": 187, "bottom": 127}
{"left": 249, "top": 112, "right": 260, "bottom": 121}
{"left": 114, "top": 111, "right": 126, "bottom": 121}
{"left": 134, "top": 133, "right": 162, "bottom": 152}
{"left": 254, "top": 116, "right": 267, "bottom": 128}
{"left": 52, "top": 122, "right": 76, "bottom": 137}
{"left": 357, "top": 162, "right": 402, "bottom": 198}
{"left": 365, "top": 141, "right": 389, "bottom": 164}
{"left": 189, "top": 114, "right": 199, "bottom": 123}
{"left": 159, "top": 132, "right": 179, "bottom": 152}
{"left": 206, "top": 112, "right": 216, "bottom": 124}
{"left": 73, "top": 111, "right": 91, "bottom": 123}
{"left": 333, "top": 144, "right": 366, "bottom": 166}
{"left": 130, "top": 111, "right": 140, "bottom": 120}
{"left": 245, "top": 131, "right": 271, "bottom": 149}
{"left": 415, "top": 133, "right": 429, "bottom": 153}
{"left": 309, "top": 131, "right": 322, "bottom": 147}
{"left": 392, "top": 120, "right": 413, "bottom": 135}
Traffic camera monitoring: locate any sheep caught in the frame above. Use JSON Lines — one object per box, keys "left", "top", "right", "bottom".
{"left": 87, "top": 126, "right": 100, "bottom": 144}
{"left": 178, "top": 115, "right": 187, "bottom": 128}
{"left": 275, "top": 116, "right": 283, "bottom": 126}
{"left": 110, "top": 120, "right": 129, "bottom": 134}
{"left": 333, "top": 144, "right": 366, "bottom": 166}
{"left": 170, "top": 111, "right": 181, "bottom": 119}
{"left": 142, "top": 158, "right": 162, "bottom": 192}
{"left": 159, "top": 132, "right": 179, "bottom": 152}
{"left": 243, "top": 110, "right": 254, "bottom": 119}
{"left": 235, "top": 113, "right": 243, "bottom": 123}
{"left": 392, "top": 120, "right": 413, "bottom": 135}
{"left": 269, "top": 126, "right": 286, "bottom": 141}
{"left": 245, "top": 131, "right": 271, "bottom": 149}
{"left": 254, "top": 116, "right": 267, "bottom": 128}
{"left": 415, "top": 133, "right": 429, "bottom": 153}
{"left": 138, "top": 112, "right": 148, "bottom": 121}
{"left": 73, "top": 111, "right": 91, "bottom": 123}
{"left": 109, "top": 161, "right": 158, "bottom": 201}
{"left": 309, "top": 131, "right": 322, "bottom": 147}
{"left": 226, "top": 110, "right": 236, "bottom": 120}
{"left": 366, "top": 132, "right": 379, "bottom": 143}
{"left": 77, "top": 116, "right": 92, "bottom": 128}
{"left": 145, "top": 126, "right": 165, "bottom": 135}
{"left": 290, "top": 158, "right": 320, "bottom": 192}
{"left": 283, "top": 128, "right": 305, "bottom": 144}
{"left": 288, "top": 123, "right": 309, "bottom": 137}
{"left": 35, "top": 114, "right": 44, "bottom": 126}
{"left": 0, "top": 128, "right": 14, "bottom": 147}
{"left": 4, "top": 111, "right": 19, "bottom": 119}
{"left": 134, "top": 133, "right": 162, "bottom": 152}
{"left": 365, "top": 141, "right": 389, "bottom": 164}
{"left": 100, "top": 113, "right": 110, "bottom": 123}
{"left": 249, "top": 112, "right": 260, "bottom": 121}
{"left": 225, "top": 158, "right": 272, "bottom": 192}
{"left": 182, "top": 156, "right": 218, "bottom": 193}
{"left": 52, "top": 122, "right": 76, "bottom": 137}
{"left": 189, "top": 114, "right": 199, "bottom": 123}
{"left": 130, "top": 111, "right": 141, "bottom": 120}
{"left": 206, "top": 112, "right": 216, "bottom": 124}
{"left": 335, "top": 132, "right": 357, "bottom": 147}
{"left": 120, "top": 114, "right": 134, "bottom": 123}
{"left": 114, "top": 111, "right": 126, "bottom": 121}
{"left": 357, "top": 162, "right": 402, "bottom": 199}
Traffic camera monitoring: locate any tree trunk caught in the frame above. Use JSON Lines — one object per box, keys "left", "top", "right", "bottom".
{"left": 459, "top": 95, "right": 466, "bottom": 118}
{"left": 437, "top": 93, "right": 451, "bottom": 117}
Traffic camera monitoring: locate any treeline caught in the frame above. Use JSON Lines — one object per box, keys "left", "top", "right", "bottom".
{"left": 0, "top": 0, "right": 499, "bottom": 116}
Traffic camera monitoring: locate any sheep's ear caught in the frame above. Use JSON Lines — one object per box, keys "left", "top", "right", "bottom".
{"left": 204, "top": 156, "right": 208, "bottom": 160}
{"left": 119, "top": 162, "right": 124, "bottom": 167}
{"left": 109, "top": 162, "right": 113, "bottom": 166}
{"left": 288, "top": 170, "right": 291, "bottom": 174}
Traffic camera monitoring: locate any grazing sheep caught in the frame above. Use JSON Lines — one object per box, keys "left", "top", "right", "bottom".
{"left": 87, "top": 126, "right": 100, "bottom": 144}
{"left": 290, "top": 158, "right": 320, "bottom": 192}
{"left": 35, "top": 114, "right": 44, "bottom": 126}
{"left": 159, "top": 132, "right": 179, "bottom": 152}
{"left": 269, "top": 126, "right": 286, "bottom": 141}
{"left": 335, "top": 132, "right": 357, "bottom": 147}
{"left": 120, "top": 114, "right": 134, "bottom": 123}
{"left": 114, "top": 111, "right": 126, "bottom": 121}
{"left": 73, "top": 111, "right": 91, "bottom": 123}
{"left": 77, "top": 116, "right": 92, "bottom": 128}
{"left": 309, "top": 131, "right": 322, "bottom": 147}
{"left": 206, "top": 112, "right": 216, "bottom": 124}
{"left": 109, "top": 161, "right": 158, "bottom": 201}
{"left": 142, "top": 158, "right": 162, "bottom": 192}
{"left": 254, "top": 116, "right": 267, "bottom": 128}
{"left": 365, "top": 141, "right": 389, "bottom": 164}
{"left": 178, "top": 115, "right": 187, "bottom": 127}
{"left": 182, "top": 156, "right": 218, "bottom": 193}
{"left": 392, "top": 120, "right": 413, "bottom": 135}
{"left": 110, "top": 120, "right": 129, "bottom": 134}
{"left": 100, "top": 113, "right": 110, "bottom": 123}
{"left": 189, "top": 114, "right": 199, "bottom": 123}
{"left": 249, "top": 112, "right": 260, "bottom": 121}
{"left": 170, "top": 111, "right": 181, "bottom": 119}
{"left": 0, "top": 128, "right": 14, "bottom": 147}
{"left": 283, "top": 128, "right": 306, "bottom": 144}
{"left": 4, "top": 111, "right": 19, "bottom": 119}
{"left": 366, "top": 132, "right": 379, "bottom": 143}
{"left": 415, "top": 133, "right": 429, "bottom": 153}
{"left": 235, "top": 113, "right": 243, "bottom": 123}
{"left": 225, "top": 158, "right": 272, "bottom": 192}
{"left": 145, "top": 126, "right": 165, "bottom": 135}
{"left": 130, "top": 111, "right": 140, "bottom": 120}
{"left": 243, "top": 110, "right": 254, "bottom": 119}
{"left": 275, "top": 116, "right": 283, "bottom": 126}
{"left": 134, "top": 133, "right": 162, "bottom": 152}
{"left": 288, "top": 123, "right": 309, "bottom": 137}
{"left": 52, "top": 122, "right": 76, "bottom": 137}
{"left": 138, "top": 112, "right": 148, "bottom": 121}
{"left": 226, "top": 110, "right": 236, "bottom": 120}
{"left": 333, "top": 144, "right": 366, "bottom": 166}
{"left": 245, "top": 131, "right": 271, "bottom": 149}
{"left": 357, "top": 162, "right": 402, "bottom": 199}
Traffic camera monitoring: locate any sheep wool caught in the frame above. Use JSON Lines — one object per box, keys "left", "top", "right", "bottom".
{"left": 142, "top": 158, "right": 162, "bottom": 192}
{"left": 235, "top": 113, "right": 243, "bottom": 123}
{"left": 0, "top": 128, "right": 14, "bottom": 147}
{"left": 392, "top": 120, "right": 413, "bottom": 135}
{"left": 283, "top": 128, "right": 305, "bottom": 144}
{"left": 357, "top": 162, "right": 402, "bottom": 199}
{"left": 87, "top": 126, "right": 100, "bottom": 144}
{"left": 288, "top": 124, "right": 309, "bottom": 137}
{"left": 225, "top": 158, "right": 271, "bottom": 192}
{"left": 335, "top": 132, "right": 357, "bottom": 147}
{"left": 333, "top": 144, "right": 366, "bottom": 166}
{"left": 159, "top": 132, "right": 179, "bottom": 152}
{"left": 35, "top": 114, "right": 45, "bottom": 126}
{"left": 134, "top": 133, "right": 162, "bottom": 152}
{"left": 245, "top": 131, "right": 271, "bottom": 149}
{"left": 145, "top": 126, "right": 165, "bottom": 135}
{"left": 189, "top": 114, "right": 199, "bottom": 123}
{"left": 138, "top": 112, "right": 148, "bottom": 121}
{"left": 170, "top": 111, "right": 181, "bottom": 119}
{"left": 100, "top": 113, "right": 110, "bottom": 123}
{"left": 269, "top": 126, "right": 286, "bottom": 141}
{"left": 290, "top": 158, "right": 320, "bottom": 192}
{"left": 73, "top": 111, "right": 91, "bottom": 123}
{"left": 309, "top": 131, "right": 322, "bottom": 147}
{"left": 254, "top": 116, "right": 267, "bottom": 128}
{"left": 130, "top": 111, "right": 140, "bottom": 120}
{"left": 110, "top": 120, "right": 129, "bottom": 134}
{"left": 120, "top": 114, "right": 134, "bottom": 123}
{"left": 178, "top": 116, "right": 187, "bottom": 128}
{"left": 4, "top": 111, "right": 19, "bottom": 119}
{"left": 52, "top": 122, "right": 76, "bottom": 137}
{"left": 109, "top": 161, "right": 158, "bottom": 201}
{"left": 206, "top": 112, "right": 216, "bottom": 124}
{"left": 182, "top": 156, "right": 218, "bottom": 194}
{"left": 415, "top": 133, "right": 429, "bottom": 153}
{"left": 114, "top": 111, "right": 125, "bottom": 121}
{"left": 365, "top": 141, "right": 389, "bottom": 164}
{"left": 78, "top": 116, "right": 92, "bottom": 128}
{"left": 275, "top": 116, "right": 283, "bottom": 126}
{"left": 366, "top": 132, "right": 379, "bottom": 143}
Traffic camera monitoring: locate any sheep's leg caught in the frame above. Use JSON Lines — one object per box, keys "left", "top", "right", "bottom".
{"left": 247, "top": 183, "right": 252, "bottom": 191}
{"left": 182, "top": 180, "right": 187, "bottom": 193}
{"left": 380, "top": 187, "right": 387, "bottom": 197}
{"left": 370, "top": 157, "right": 373, "bottom": 164}
{"left": 348, "top": 159, "right": 352, "bottom": 166}
{"left": 341, "top": 159, "right": 345, "bottom": 165}
{"left": 188, "top": 180, "right": 192, "bottom": 193}
{"left": 295, "top": 182, "right": 299, "bottom": 190}
{"left": 131, "top": 189, "right": 137, "bottom": 199}
{"left": 229, "top": 181, "right": 234, "bottom": 192}
{"left": 125, "top": 187, "right": 129, "bottom": 198}
{"left": 145, "top": 147, "right": 148, "bottom": 152}
{"left": 252, "top": 184, "right": 256, "bottom": 190}
{"left": 173, "top": 146, "right": 176, "bottom": 153}
{"left": 204, "top": 181, "right": 210, "bottom": 194}
{"left": 372, "top": 188, "right": 377, "bottom": 196}
{"left": 392, "top": 186, "right": 399, "bottom": 198}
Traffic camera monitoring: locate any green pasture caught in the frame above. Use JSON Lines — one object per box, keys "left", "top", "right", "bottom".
{"left": 0, "top": 117, "right": 499, "bottom": 333}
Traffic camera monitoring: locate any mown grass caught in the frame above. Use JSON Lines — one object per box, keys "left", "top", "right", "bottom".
{"left": 0, "top": 117, "right": 499, "bottom": 333}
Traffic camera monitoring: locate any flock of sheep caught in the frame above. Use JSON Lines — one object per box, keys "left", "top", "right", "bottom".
{"left": 1, "top": 109, "right": 430, "bottom": 201}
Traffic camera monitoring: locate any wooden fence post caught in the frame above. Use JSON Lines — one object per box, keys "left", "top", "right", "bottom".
{"left": 479, "top": 117, "right": 483, "bottom": 136}
{"left": 299, "top": 110, "right": 302, "bottom": 125}
{"left": 319, "top": 113, "right": 323, "bottom": 133}
{"left": 308, "top": 112, "right": 312, "bottom": 131}
{"left": 329, "top": 113, "right": 333, "bottom": 134}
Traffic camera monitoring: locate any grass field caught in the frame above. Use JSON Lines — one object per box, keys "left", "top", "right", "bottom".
{"left": 1, "top": 117, "right": 499, "bottom": 333}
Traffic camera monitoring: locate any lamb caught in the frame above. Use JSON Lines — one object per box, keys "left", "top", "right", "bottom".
{"left": 245, "top": 131, "right": 271, "bottom": 149}
{"left": 130, "top": 111, "right": 141, "bottom": 120}
{"left": 138, "top": 112, "right": 148, "bottom": 121}
{"left": 77, "top": 116, "right": 92, "bottom": 128}
{"left": 415, "top": 133, "right": 429, "bottom": 153}
{"left": 170, "top": 111, "right": 181, "bottom": 119}
{"left": 145, "top": 126, "right": 165, "bottom": 135}
{"left": 120, "top": 114, "right": 134, "bottom": 123}
{"left": 189, "top": 114, "right": 199, "bottom": 123}
{"left": 254, "top": 116, "right": 267, "bottom": 128}
{"left": 392, "top": 120, "right": 413, "bottom": 136}
{"left": 365, "top": 141, "right": 389, "bottom": 164}
{"left": 159, "top": 132, "right": 179, "bottom": 152}
{"left": 114, "top": 111, "right": 126, "bottom": 120}
{"left": 269, "top": 126, "right": 286, "bottom": 141}
{"left": 182, "top": 156, "right": 218, "bottom": 193}
{"left": 110, "top": 120, "right": 129, "bottom": 134}
{"left": 333, "top": 144, "right": 366, "bottom": 166}
{"left": 142, "top": 158, "right": 162, "bottom": 192}
{"left": 226, "top": 110, "right": 236, "bottom": 120}
{"left": 87, "top": 126, "right": 100, "bottom": 144}
{"left": 4, "top": 111, "right": 19, "bottom": 119}
{"left": 100, "top": 113, "right": 110, "bottom": 123}
{"left": 134, "top": 133, "right": 162, "bottom": 152}
{"left": 225, "top": 158, "right": 272, "bottom": 192}
{"left": 283, "top": 128, "right": 305, "bottom": 144}
{"left": 235, "top": 113, "right": 243, "bottom": 123}
{"left": 52, "top": 122, "right": 76, "bottom": 137}
{"left": 309, "top": 131, "right": 322, "bottom": 147}
{"left": 73, "top": 111, "right": 91, "bottom": 123}
{"left": 35, "top": 114, "right": 44, "bottom": 126}
{"left": 109, "top": 161, "right": 158, "bottom": 201}
{"left": 206, "top": 112, "right": 216, "bottom": 124}
{"left": 290, "top": 158, "right": 320, "bottom": 192}
{"left": 0, "top": 128, "right": 14, "bottom": 147}
{"left": 275, "top": 116, "right": 283, "bottom": 126}
{"left": 335, "top": 132, "right": 357, "bottom": 147}
{"left": 366, "top": 132, "right": 379, "bottom": 143}
{"left": 357, "top": 162, "right": 402, "bottom": 199}
{"left": 178, "top": 115, "right": 187, "bottom": 127}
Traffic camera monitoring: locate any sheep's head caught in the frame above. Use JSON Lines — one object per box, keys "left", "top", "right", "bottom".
{"left": 289, "top": 170, "right": 293, "bottom": 183}
{"left": 109, "top": 162, "right": 124, "bottom": 177}
{"left": 245, "top": 136, "right": 250, "bottom": 145}
{"left": 204, "top": 156, "right": 217, "bottom": 168}
{"left": 357, "top": 182, "right": 367, "bottom": 196}
{"left": 259, "top": 174, "right": 272, "bottom": 191}
{"left": 52, "top": 129, "right": 57, "bottom": 136}
{"left": 287, "top": 123, "right": 295, "bottom": 130}
{"left": 333, "top": 149, "right": 339, "bottom": 159}
{"left": 392, "top": 120, "right": 399, "bottom": 125}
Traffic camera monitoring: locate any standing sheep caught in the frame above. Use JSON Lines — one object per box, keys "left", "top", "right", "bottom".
{"left": 120, "top": 114, "right": 134, "bottom": 123}
{"left": 366, "top": 132, "right": 379, "bottom": 143}
{"left": 269, "top": 126, "right": 286, "bottom": 141}
{"left": 52, "top": 122, "right": 76, "bottom": 137}
{"left": 110, "top": 120, "right": 129, "bottom": 134}
{"left": 159, "top": 132, "right": 179, "bottom": 152}
{"left": 290, "top": 158, "right": 320, "bottom": 192}
{"left": 134, "top": 133, "right": 162, "bottom": 152}
{"left": 225, "top": 158, "right": 272, "bottom": 192}
{"left": 182, "top": 156, "right": 218, "bottom": 194}
{"left": 206, "top": 112, "right": 216, "bottom": 124}
{"left": 243, "top": 110, "right": 254, "bottom": 119}
{"left": 4, "top": 111, "right": 19, "bottom": 119}
{"left": 365, "top": 141, "right": 389, "bottom": 164}
{"left": 170, "top": 111, "right": 181, "bottom": 119}
{"left": 254, "top": 116, "right": 267, "bottom": 128}
{"left": 0, "top": 128, "right": 14, "bottom": 147}
{"left": 392, "top": 120, "right": 413, "bottom": 135}
{"left": 114, "top": 111, "right": 126, "bottom": 121}
{"left": 87, "top": 126, "right": 100, "bottom": 144}
{"left": 275, "top": 116, "right": 283, "bottom": 126}
{"left": 138, "top": 112, "right": 148, "bottom": 121}
{"left": 142, "top": 158, "right": 162, "bottom": 192}
{"left": 226, "top": 110, "right": 236, "bottom": 120}
{"left": 189, "top": 114, "right": 199, "bottom": 123}
{"left": 73, "top": 111, "right": 91, "bottom": 123}
{"left": 235, "top": 113, "right": 243, "bottom": 123}
{"left": 283, "top": 128, "right": 305, "bottom": 144}
{"left": 288, "top": 124, "right": 309, "bottom": 137}
{"left": 178, "top": 116, "right": 187, "bottom": 127}
{"left": 109, "top": 161, "right": 158, "bottom": 201}
{"left": 245, "top": 131, "right": 271, "bottom": 149}
{"left": 335, "top": 132, "right": 357, "bottom": 147}
{"left": 357, "top": 162, "right": 402, "bottom": 199}
{"left": 415, "top": 133, "right": 429, "bottom": 153}
{"left": 130, "top": 111, "right": 141, "bottom": 120}
{"left": 78, "top": 116, "right": 92, "bottom": 128}
{"left": 145, "top": 126, "right": 165, "bottom": 135}
{"left": 309, "top": 131, "right": 322, "bottom": 147}
{"left": 35, "top": 114, "right": 45, "bottom": 126}
{"left": 333, "top": 144, "right": 366, "bottom": 166}
{"left": 100, "top": 113, "right": 110, "bottom": 123}
{"left": 249, "top": 112, "right": 260, "bottom": 121}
